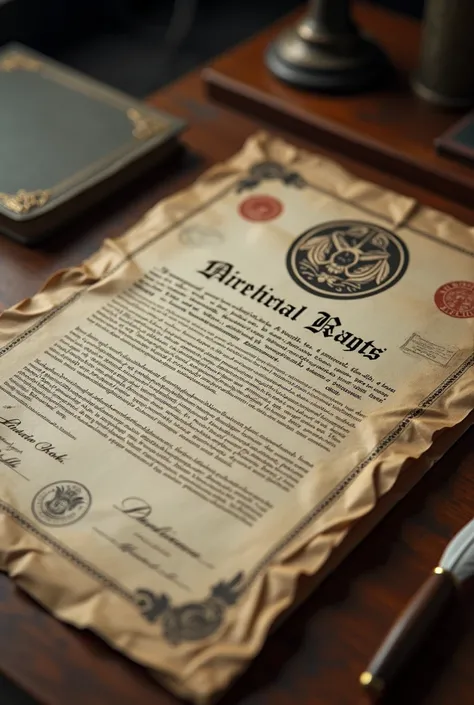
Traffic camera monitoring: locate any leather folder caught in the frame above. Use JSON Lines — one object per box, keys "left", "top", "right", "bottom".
{"left": 0, "top": 43, "right": 186, "bottom": 244}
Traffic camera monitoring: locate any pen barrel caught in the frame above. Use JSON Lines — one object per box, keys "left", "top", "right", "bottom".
{"left": 362, "top": 570, "right": 456, "bottom": 696}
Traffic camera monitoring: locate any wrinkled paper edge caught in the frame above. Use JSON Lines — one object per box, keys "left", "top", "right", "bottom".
{"left": 0, "top": 132, "right": 473, "bottom": 703}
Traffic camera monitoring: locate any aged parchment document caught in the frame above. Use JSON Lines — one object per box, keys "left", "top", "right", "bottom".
{"left": 0, "top": 134, "right": 473, "bottom": 702}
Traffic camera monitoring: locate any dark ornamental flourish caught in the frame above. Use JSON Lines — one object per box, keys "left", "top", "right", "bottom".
{"left": 135, "top": 572, "right": 244, "bottom": 645}
{"left": 236, "top": 161, "right": 306, "bottom": 192}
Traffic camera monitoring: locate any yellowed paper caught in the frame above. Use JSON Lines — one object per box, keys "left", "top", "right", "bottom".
{"left": 0, "top": 133, "right": 472, "bottom": 702}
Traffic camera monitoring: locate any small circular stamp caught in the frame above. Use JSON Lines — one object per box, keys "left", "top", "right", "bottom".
{"left": 434, "top": 281, "right": 474, "bottom": 319}
{"left": 238, "top": 195, "right": 283, "bottom": 222}
{"left": 32, "top": 481, "right": 92, "bottom": 527}
{"left": 178, "top": 224, "right": 225, "bottom": 248}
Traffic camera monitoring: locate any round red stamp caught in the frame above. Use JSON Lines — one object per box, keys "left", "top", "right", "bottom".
{"left": 434, "top": 281, "right": 474, "bottom": 318}
{"left": 238, "top": 195, "right": 283, "bottom": 222}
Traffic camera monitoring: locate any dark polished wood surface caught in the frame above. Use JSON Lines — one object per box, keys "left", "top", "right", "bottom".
{"left": 0, "top": 40, "right": 473, "bottom": 705}
{"left": 204, "top": 2, "right": 474, "bottom": 209}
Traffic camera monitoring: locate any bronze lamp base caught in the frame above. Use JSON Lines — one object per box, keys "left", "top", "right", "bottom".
{"left": 265, "top": 1, "right": 391, "bottom": 92}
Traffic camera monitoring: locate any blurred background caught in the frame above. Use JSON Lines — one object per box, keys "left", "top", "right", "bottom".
{"left": 0, "top": 0, "right": 424, "bottom": 97}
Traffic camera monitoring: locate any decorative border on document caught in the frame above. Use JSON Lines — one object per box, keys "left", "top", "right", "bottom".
{"left": 0, "top": 160, "right": 473, "bottom": 645}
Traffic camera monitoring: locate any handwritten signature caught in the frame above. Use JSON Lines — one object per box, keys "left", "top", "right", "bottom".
{"left": 0, "top": 451, "right": 21, "bottom": 469}
{"left": 0, "top": 418, "right": 68, "bottom": 464}
{"left": 0, "top": 434, "right": 22, "bottom": 455}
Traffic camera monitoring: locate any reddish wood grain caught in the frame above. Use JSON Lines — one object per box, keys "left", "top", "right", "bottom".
{"left": 0, "top": 37, "right": 473, "bottom": 705}
{"left": 203, "top": 2, "right": 474, "bottom": 209}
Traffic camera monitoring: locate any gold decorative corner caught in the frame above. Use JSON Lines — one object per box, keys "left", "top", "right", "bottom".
{"left": 127, "top": 108, "right": 168, "bottom": 140}
{"left": 0, "top": 189, "right": 50, "bottom": 214}
{"left": 0, "top": 53, "right": 42, "bottom": 72}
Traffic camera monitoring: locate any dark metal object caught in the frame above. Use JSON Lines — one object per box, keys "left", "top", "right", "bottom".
{"left": 265, "top": 0, "right": 391, "bottom": 93}
{"left": 413, "top": 0, "right": 474, "bottom": 108}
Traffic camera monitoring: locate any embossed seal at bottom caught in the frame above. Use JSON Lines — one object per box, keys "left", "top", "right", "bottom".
{"left": 32, "top": 481, "right": 92, "bottom": 527}
{"left": 434, "top": 281, "right": 474, "bottom": 318}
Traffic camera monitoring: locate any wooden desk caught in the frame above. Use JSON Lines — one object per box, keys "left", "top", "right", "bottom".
{"left": 0, "top": 47, "right": 473, "bottom": 705}
{"left": 204, "top": 2, "right": 474, "bottom": 210}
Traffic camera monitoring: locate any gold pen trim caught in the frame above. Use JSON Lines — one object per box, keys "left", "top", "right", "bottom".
{"left": 359, "top": 671, "right": 385, "bottom": 694}
{"left": 433, "top": 565, "right": 460, "bottom": 587}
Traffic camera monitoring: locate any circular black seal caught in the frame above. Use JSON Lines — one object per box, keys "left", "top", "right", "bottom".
{"left": 32, "top": 481, "right": 91, "bottom": 527}
{"left": 287, "top": 220, "right": 409, "bottom": 300}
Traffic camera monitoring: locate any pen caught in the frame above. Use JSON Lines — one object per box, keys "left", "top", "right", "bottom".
{"left": 361, "top": 517, "right": 474, "bottom": 697}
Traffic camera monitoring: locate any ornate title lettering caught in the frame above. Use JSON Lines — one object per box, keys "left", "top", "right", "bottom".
{"left": 305, "top": 312, "right": 386, "bottom": 360}
{"left": 197, "top": 261, "right": 388, "bottom": 361}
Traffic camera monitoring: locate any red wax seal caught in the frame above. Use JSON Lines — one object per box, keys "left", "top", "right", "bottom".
{"left": 434, "top": 281, "right": 474, "bottom": 318}
{"left": 239, "top": 195, "right": 283, "bottom": 222}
